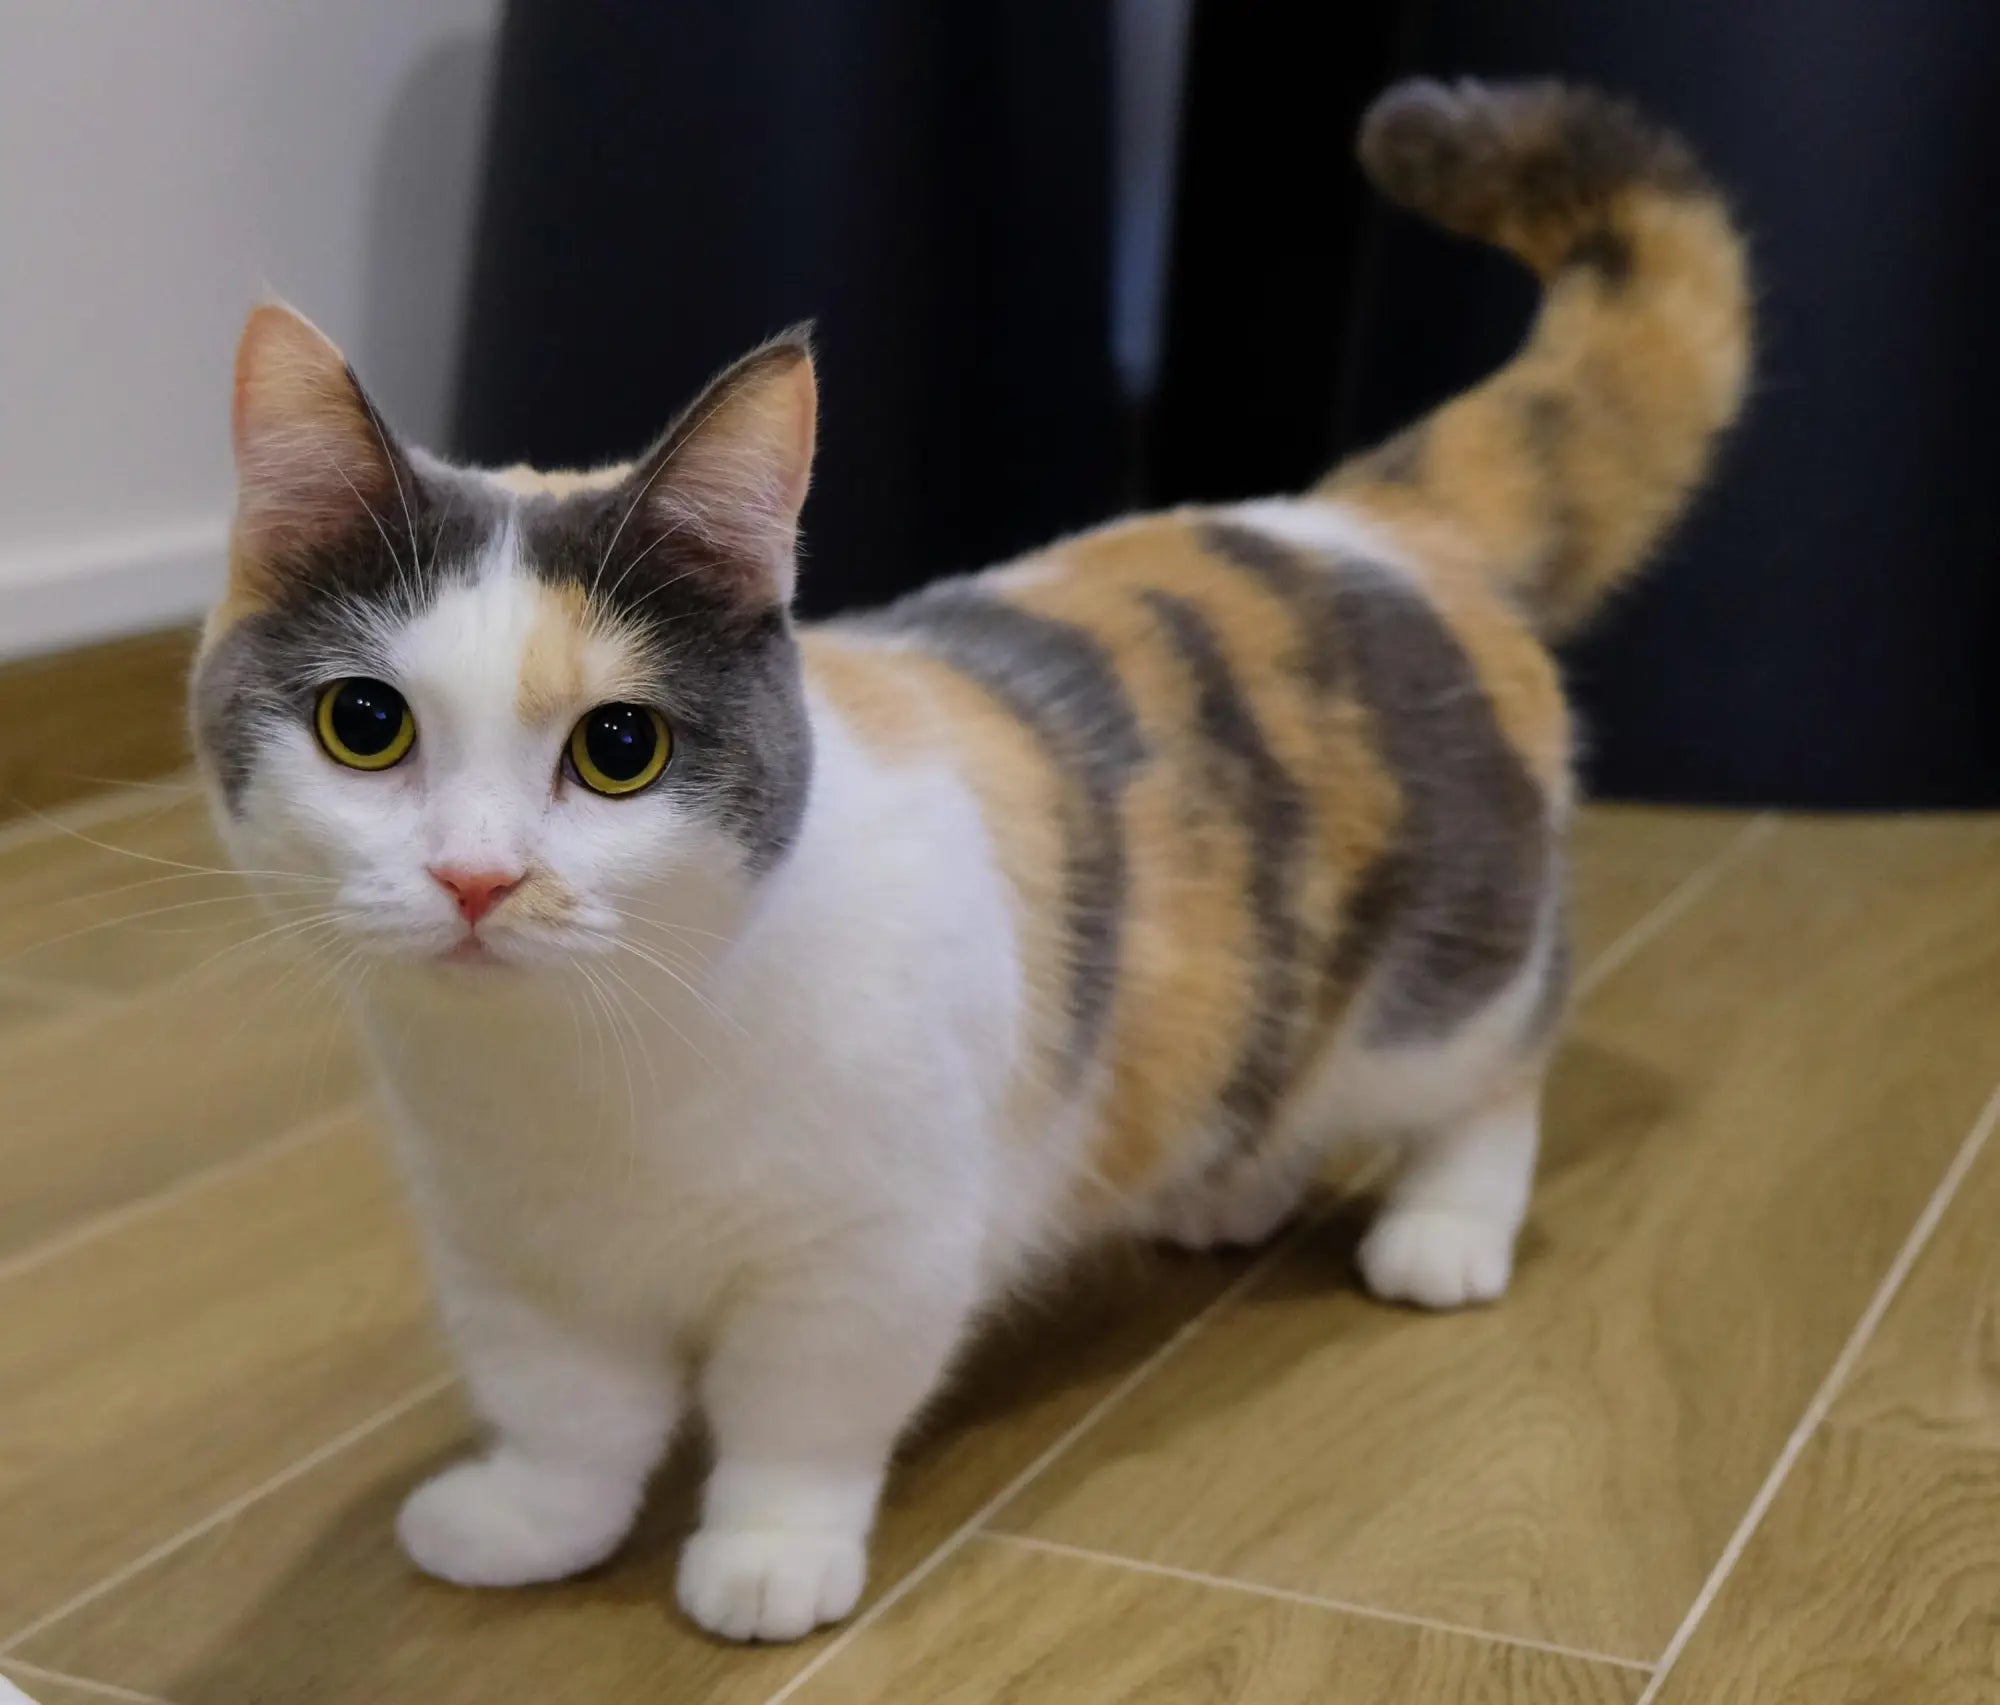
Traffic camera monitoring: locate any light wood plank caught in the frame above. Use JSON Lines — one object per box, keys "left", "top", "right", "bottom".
{"left": 0, "top": 794, "right": 277, "bottom": 995}
{"left": 0, "top": 981, "right": 65, "bottom": 1037}
{"left": 2, "top": 1664, "right": 163, "bottom": 1705}
{"left": 1, "top": 1664, "right": 168, "bottom": 1705}
{"left": 1652, "top": 1426, "right": 2000, "bottom": 1703}
{"left": 0, "top": 966, "right": 359, "bottom": 1260}
{"left": 0, "top": 1116, "right": 441, "bottom": 1639}
{"left": 1565, "top": 806, "right": 1752, "bottom": 970}
{"left": 16, "top": 1252, "right": 1244, "bottom": 1703}
{"left": 994, "top": 817, "right": 2000, "bottom": 1658}
{"left": 0, "top": 631, "right": 197, "bottom": 823}
{"left": 794, "top": 1538, "right": 1647, "bottom": 1704}
{"left": 1834, "top": 1135, "right": 2000, "bottom": 1446}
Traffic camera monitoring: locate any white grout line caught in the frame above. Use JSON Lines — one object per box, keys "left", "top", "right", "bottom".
{"left": 979, "top": 1531, "right": 1656, "bottom": 1675}
{"left": 0, "top": 1375, "right": 455, "bottom": 1657}
{"left": 1633, "top": 1072, "right": 2000, "bottom": 1704}
{"left": 2, "top": 1659, "right": 179, "bottom": 1705}
{"left": 1573, "top": 813, "right": 1778, "bottom": 1000}
{"left": 0, "top": 1104, "right": 359, "bottom": 1288}
{"left": 758, "top": 812, "right": 1771, "bottom": 1700}
{"left": 760, "top": 1241, "right": 1297, "bottom": 1705}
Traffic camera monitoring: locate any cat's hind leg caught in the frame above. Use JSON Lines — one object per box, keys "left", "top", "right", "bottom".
{"left": 1151, "top": 1142, "right": 1319, "bottom": 1253}
{"left": 1357, "top": 1078, "right": 1540, "bottom": 1310}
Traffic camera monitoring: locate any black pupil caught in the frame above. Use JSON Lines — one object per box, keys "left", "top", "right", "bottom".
{"left": 330, "top": 680, "right": 404, "bottom": 756}
{"left": 584, "top": 705, "right": 657, "bottom": 782}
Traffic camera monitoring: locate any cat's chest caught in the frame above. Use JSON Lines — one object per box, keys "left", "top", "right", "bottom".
{"left": 360, "top": 997, "right": 813, "bottom": 1313}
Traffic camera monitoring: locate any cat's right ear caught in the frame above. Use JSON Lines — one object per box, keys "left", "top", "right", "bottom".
{"left": 230, "top": 304, "right": 404, "bottom": 563}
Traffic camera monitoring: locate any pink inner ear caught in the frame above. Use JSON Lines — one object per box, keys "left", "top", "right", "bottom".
{"left": 638, "top": 341, "right": 820, "bottom": 605}
{"left": 231, "top": 304, "right": 399, "bottom": 552}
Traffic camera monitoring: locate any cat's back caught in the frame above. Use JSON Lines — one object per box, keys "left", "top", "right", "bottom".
{"left": 802, "top": 498, "right": 1571, "bottom": 1205}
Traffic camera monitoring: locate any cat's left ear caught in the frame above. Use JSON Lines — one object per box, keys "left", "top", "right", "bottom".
{"left": 624, "top": 327, "right": 817, "bottom": 607}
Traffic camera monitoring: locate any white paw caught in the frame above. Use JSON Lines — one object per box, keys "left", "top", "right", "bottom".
{"left": 677, "top": 1528, "right": 867, "bottom": 1642}
{"left": 1360, "top": 1207, "right": 1517, "bottom": 1310}
{"left": 397, "top": 1451, "right": 638, "bottom": 1587}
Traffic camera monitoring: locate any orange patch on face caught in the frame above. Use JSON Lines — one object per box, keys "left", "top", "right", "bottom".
{"left": 517, "top": 581, "right": 596, "bottom": 727}
{"left": 509, "top": 867, "right": 579, "bottom": 930}
{"left": 486, "top": 462, "right": 633, "bottom": 500}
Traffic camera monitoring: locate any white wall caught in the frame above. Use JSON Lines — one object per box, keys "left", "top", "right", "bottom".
{"left": 0, "top": 0, "right": 501, "bottom": 660}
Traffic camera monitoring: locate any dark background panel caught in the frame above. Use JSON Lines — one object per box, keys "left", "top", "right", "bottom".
{"left": 455, "top": 0, "right": 1119, "bottom": 618}
{"left": 458, "top": 0, "right": 1999, "bottom": 807}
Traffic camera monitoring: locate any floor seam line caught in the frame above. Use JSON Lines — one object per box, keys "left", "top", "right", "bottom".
{"left": 0, "top": 1102, "right": 361, "bottom": 1288}
{"left": 1633, "top": 1070, "right": 2000, "bottom": 1703}
{"left": 756, "top": 1236, "right": 1300, "bottom": 1705}
{"left": 1573, "top": 812, "right": 1777, "bottom": 1002}
{"left": 980, "top": 1529, "right": 1654, "bottom": 1672}
{"left": 976, "top": 1530, "right": 1657, "bottom": 1675}
{"left": 0, "top": 1375, "right": 454, "bottom": 1657}
{"left": 3, "top": 1657, "right": 181, "bottom": 1704}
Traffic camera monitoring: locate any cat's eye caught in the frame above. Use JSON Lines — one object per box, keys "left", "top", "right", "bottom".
{"left": 568, "top": 703, "right": 672, "bottom": 797}
{"left": 314, "top": 678, "right": 416, "bottom": 771}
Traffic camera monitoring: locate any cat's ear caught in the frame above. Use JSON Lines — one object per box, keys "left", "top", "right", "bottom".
{"left": 624, "top": 328, "right": 817, "bottom": 607}
{"left": 230, "top": 303, "right": 406, "bottom": 561}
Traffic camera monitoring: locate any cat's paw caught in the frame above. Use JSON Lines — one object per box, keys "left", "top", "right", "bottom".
{"left": 1154, "top": 1161, "right": 1307, "bottom": 1253}
{"left": 1359, "top": 1207, "right": 1516, "bottom": 1310}
{"left": 677, "top": 1527, "right": 867, "bottom": 1642}
{"left": 398, "top": 1451, "right": 637, "bottom": 1587}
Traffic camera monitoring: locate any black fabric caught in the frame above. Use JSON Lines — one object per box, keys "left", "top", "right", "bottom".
{"left": 1144, "top": 0, "right": 1410, "bottom": 506}
{"left": 454, "top": 0, "right": 1120, "bottom": 619}
{"left": 1332, "top": 0, "right": 2000, "bottom": 807}
{"left": 459, "top": 0, "right": 1999, "bottom": 807}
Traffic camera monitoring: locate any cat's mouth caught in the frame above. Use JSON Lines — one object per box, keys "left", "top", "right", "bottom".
{"left": 440, "top": 935, "right": 505, "bottom": 967}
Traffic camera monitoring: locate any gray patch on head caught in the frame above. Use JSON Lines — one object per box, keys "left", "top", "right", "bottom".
{"left": 191, "top": 453, "right": 504, "bottom": 816}
{"left": 518, "top": 490, "right": 812, "bottom": 873}
{"left": 1141, "top": 590, "right": 1311, "bottom": 1142}
{"left": 860, "top": 583, "right": 1146, "bottom": 1081}
{"left": 1200, "top": 519, "right": 1557, "bottom": 1046}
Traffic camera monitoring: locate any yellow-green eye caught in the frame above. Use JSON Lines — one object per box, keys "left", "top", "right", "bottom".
{"left": 569, "top": 703, "right": 671, "bottom": 796}
{"left": 315, "top": 678, "right": 415, "bottom": 771}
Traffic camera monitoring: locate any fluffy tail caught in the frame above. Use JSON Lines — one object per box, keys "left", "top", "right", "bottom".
{"left": 1326, "top": 79, "right": 1752, "bottom": 638}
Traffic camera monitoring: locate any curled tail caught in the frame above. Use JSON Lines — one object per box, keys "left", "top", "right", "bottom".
{"left": 1327, "top": 79, "right": 1752, "bottom": 638}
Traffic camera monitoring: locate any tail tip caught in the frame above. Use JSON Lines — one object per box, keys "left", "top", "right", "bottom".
{"left": 1359, "top": 78, "right": 1705, "bottom": 241}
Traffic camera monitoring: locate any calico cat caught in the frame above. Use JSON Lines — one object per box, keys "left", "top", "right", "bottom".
{"left": 192, "top": 80, "right": 1749, "bottom": 1641}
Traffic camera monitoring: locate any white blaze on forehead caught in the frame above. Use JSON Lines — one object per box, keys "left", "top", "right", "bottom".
{"left": 389, "top": 514, "right": 639, "bottom": 744}
{"left": 391, "top": 514, "right": 542, "bottom": 742}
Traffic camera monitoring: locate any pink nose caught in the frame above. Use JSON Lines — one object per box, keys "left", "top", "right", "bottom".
{"left": 428, "top": 865, "right": 522, "bottom": 927}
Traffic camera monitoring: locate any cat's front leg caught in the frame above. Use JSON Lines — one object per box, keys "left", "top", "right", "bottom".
{"left": 678, "top": 1245, "right": 978, "bottom": 1642}
{"left": 398, "top": 1281, "right": 681, "bottom": 1588}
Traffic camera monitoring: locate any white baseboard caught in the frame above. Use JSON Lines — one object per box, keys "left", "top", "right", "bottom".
{"left": 0, "top": 520, "right": 229, "bottom": 662}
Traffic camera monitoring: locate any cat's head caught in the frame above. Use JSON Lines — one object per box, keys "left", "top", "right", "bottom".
{"left": 190, "top": 304, "right": 817, "bottom": 972}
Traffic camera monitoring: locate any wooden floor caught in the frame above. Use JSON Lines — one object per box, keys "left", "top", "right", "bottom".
{"left": 2, "top": 784, "right": 1997, "bottom": 1704}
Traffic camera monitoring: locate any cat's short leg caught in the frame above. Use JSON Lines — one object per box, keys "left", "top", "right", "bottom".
{"left": 1359, "top": 1083, "right": 1540, "bottom": 1310}
{"left": 1153, "top": 1144, "right": 1316, "bottom": 1252}
{"left": 678, "top": 1250, "right": 976, "bottom": 1642}
{"left": 398, "top": 1285, "right": 679, "bottom": 1588}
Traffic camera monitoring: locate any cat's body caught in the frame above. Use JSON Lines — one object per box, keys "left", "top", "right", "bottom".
{"left": 193, "top": 82, "right": 1749, "bottom": 1640}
